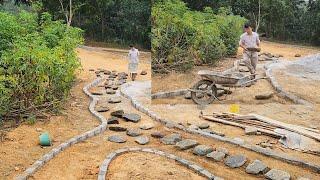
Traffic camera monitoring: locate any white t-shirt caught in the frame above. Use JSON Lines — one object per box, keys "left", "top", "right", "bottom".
{"left": 128, "top": 48, "right": 140, "bottom": 64}
{"left": 239, "top": 32, "right": 260, "bottom": 48}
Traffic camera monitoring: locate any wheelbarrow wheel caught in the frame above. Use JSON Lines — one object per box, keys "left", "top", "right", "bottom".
{"left": 191, "top": 80, "right": 217, "bottom": 105}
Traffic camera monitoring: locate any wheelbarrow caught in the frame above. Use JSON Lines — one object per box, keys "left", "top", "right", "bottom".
{"left": 189, "top": 70, "right": 266, "bottom": 105}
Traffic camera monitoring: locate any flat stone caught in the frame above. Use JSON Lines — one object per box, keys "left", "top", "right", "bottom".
{"left": 108, "top": 135, "right": 127, "bottom": 143}
{"left": 135, "top": 136, "right": 149, "bottom": 145}
{"left": 126, "top": 128, "right": 142, "bottom": 137}
{"left": 106, "top": 89, "right": 116, "bottom": 94}
{"left": 184, "top": 92, "right": 191, "bottom": 99}
{"left": 255, "top": 92, "right": 273, "bottom": 100}
{"left": 91, "top": 91, "right": 103, "bottom": 96}
{"left": 206, "top": 151, "right": 225, "bottom": 161}
{"left": 139, "top": 123, "right": 154, "bottom": 130}
{"left": 245, "top": 159, "right": 268, "bottom": 174}
{"left": 198, "top": 123, "right": 209, "bottom": 129}
{"left": 193, "top": 145, "right": 213, "bottom": 156}
{"left": 123, "top": 113, "right": 141, "bottom": 123}
{"left": 175, "top": 139, "right": 199, "bottom": 150}
{"left": 95, "top": 106, "right": 109, "bottom": 112}
{"left": 111, "top": 110, "right": 124, "bottom": 118}
{"left": 109, "top": 126, "right": 127, "bottom": 132}
{"left": 108, "top": 96, "right": 122, "bottom": 103}
{"left": 216, "top": 147, "right": 229, "bottom": 155}
{"left": 265, "top": 169, "right": 290, "bottom": 180}
{"left": 160, "top": 133, "right": 182, "bottom": 145}
{"left": 140, "top": 70, "right": 148, "bottom": 75}
{"left": 107, "top": 117, "right": 119, "bottom": 124}
{"left": 224, "top": 154, "right": 247, "bottom": 168}
{"left": 245, "top": 127, "right": 258, "bottom": 135}
{"left": 151, "top": 131, "right": 165, "bottom": 138}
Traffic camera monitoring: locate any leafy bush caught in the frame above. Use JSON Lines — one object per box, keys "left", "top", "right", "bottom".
{"left": 152, "top": 0, "right": 245, "bottom": 72}
{"left": 0, "top": 11, "right": 83, "bottom": 119}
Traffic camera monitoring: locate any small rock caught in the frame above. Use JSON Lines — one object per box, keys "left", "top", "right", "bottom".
{"left": 135, "top": 136, "right": 149, "bottom": 145}
{"left": 260, "top": 142, "right": 273, "bottom": 149}
{"left": 265, "top": 169, "right": 290, "bottom": 180}
{"left": 95, "top": 106, "right": 109, "bottom": 112}
{"left": 89, "top": 69, "right": 95, "bottom": 72}
{"left": 198, "top": 123, "right": 209, "bottom": 129}
{"left": 193, "top": 145, "right": 213, "bottom": 156}
{"left": 206, "top": 151, "right": 225, "bottom": 161}
{"left": 91, "top": 91, "right": 103, "bottom": 96}
{"left": 297, "top": 177, "right": 310, "bottom": 180}
{"left": 295, "top": 54, "right": 301, "bottom": 57}
{"left": 255, "top": 92, "right": 273, "bottom": 100}
{"left": 111, "top": 85, "right": 119, "bottom": 90}
{"left": 165, "top": 121, "right": 175, "bottom": 128}
{"left": 126, "top": 128, "right": 142, "bottom": 137}
{"left": 175, "top": 139, "right": 199, "bottom": 150}
{"left": 225, "top": 154, "right": 247, "bottom": 168}
{"left": 140, "top": 70, "right": 148, "bottom": 75}
{"left": 14, "top": 167, "right": 20, "bottom": 171}
{"left": 123, "top": 113, "right": 141, "bottom": 123}
{"left": 107, "top": 117, "right": 119, "bottom": 124}
{"left": 160, "top": 133, "right": 182, "bottom": 145}
{"left": 140, "top": 123, "right": 155, "bottom": 130}
{"left": 104, "top": 70, "right": 111, "bottom": 75}
{"left": 108, "top": 96, "right": 122, "bottom": 104}
{"left": 245, "top": 127, "right": 258, "bottom": 135}
{"left": 108, "top": 135, "right": 127, "bottom": 143}
{"left": 151, "top": 131, "right": 165, "bottom": 138}
{"left": 167, "top": 171, "right": 173, "bottom": 175}
{"left": 111, "top": 110, "right": 124, "bottom": 118}
{"left": 216, "top": 147, "right": 229, "bottom": 155}
{"left": 184, "top": 92, "right": 192, "bottom": 99}
{"left": 109, "top": 126, "right": 127, "bottom": 132}
{"left": 245, "top": 160, "right": 268, "bottom": 174}
{"left": 36, "top": 128, "right": 43, "bottom": 132}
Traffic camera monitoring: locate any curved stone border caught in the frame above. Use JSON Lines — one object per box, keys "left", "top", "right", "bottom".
{"left": 15, "top": 77, "right": 109, "bottom": 180}
{"left": 120, "top": 83, "right": 320, "bottom": 173}
{"left": 265, "top": 61, "right": 313, "bottom": 106}
{"left": 98, "top": 147, "right": 220, "bottom": 180}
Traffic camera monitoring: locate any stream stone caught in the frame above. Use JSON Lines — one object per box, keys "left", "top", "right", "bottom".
{"left": 123, "top": 113, "right": 141, "bottom": 123}
{"left": 108, "top": 135, "right": 127, "bottom": 143}
{"left": 95, "top": 106, "right": 109, "bottom": 112}
{"left": 184, "top": 92, "right": 192, "bottom": 99}
{"left": 103, "top": 70, "right": 111, "bottom": 75}
{"left": 255, "top": 92, "right": 273, "bottom": 100}
{"left": 225, "top": 154, "right": 247, "bottom": 168}
{"left": 245, "top": 159, "right": 268, "bottom": 175}
{"left": 216, "top": 147, "right": 229, "bottom": 155}
{"left": 106, "top": 89, "right": 116, "bottom": 94}
{"left": 140, "top": 123, "right": 155, "bottom": 130}
{"left": 206, "top": 151, "right": 225, "bottom": 161}
{"left": 140, "top": 70, "right": 148, "bottom": 75}
{"left": 188, "top": 125, "right": 199, "bottom": 130}
{"left": 160, "top": 133, "right": 182, "bottom": 145}
{"left": 108, "top": 96, "right": 122, "bottom": 103}
{"left": 198, "top": 123, "right": 209, "bottom": 129}
{"left": 91, "top": 91, "right": 103, "bottom": 96}
{"left": 175, "top": 139, "right": 199, "bottom": 150}
{"left": 265, "top": 169, "right": 290, "bottom": 180}
{"left": 111, "top": 85, "right": 119, "bottom": 90}
{"left": 151, "top": 131, "right": 165, "bottom": 138}
{"left": 135, "top": 136, "right": 149, "bottom": 145}
{"left": 126, "top": 128, "right": 142, "bottom": 137}
{"left": 111, "top": 110, "right": 124, "bottom": 118}
{"left": 109, "top": 126, "right": 127, "bottom": 132}
{"left": 107, "top": 117, "right": 119, "bottom": 124}
{"left": 193, "top": 145, "right": 213, "bottom": 156}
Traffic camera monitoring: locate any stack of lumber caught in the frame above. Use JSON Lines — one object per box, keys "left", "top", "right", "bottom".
{"left": 200, "top": 112, "right": 320, "bottom": 142}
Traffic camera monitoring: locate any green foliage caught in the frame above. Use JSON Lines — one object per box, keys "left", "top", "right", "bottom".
{"left": 0, "top": 11, "right": 83, "bottom": 119}
{"left": 152, "top": 0, "right": 245, "bottom": 72}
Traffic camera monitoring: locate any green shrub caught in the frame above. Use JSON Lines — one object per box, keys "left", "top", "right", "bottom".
{"left": 152, "top": 0, "right": 245, "bottom": 72}
{"left": 0, "top": 11, "right": 83, "bottom": 120}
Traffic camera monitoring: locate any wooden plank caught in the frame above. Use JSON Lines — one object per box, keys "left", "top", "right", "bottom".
{"left": 250, "top": 114, "right": 320, "bottom": 142}
{"left": 201, "top": 115, "right": 283, "bottom": 138}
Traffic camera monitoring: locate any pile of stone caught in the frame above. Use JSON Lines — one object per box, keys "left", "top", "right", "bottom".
{"left": 259, "top": 52, "right": 282, "bottom": 61}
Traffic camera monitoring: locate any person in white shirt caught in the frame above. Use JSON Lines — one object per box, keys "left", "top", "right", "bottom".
{"left": 239, "top": 23, "right": 261, "bottom": 77}
{"left": 128, "top": 45, "right": 140, "bottom": 81}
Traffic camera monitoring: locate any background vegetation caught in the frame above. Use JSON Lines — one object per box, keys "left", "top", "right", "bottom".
{"left": 0, "top": 6, "right": 83, "bottom": 122}
{"left": 152, "top": 0, "right": 245, "bottom": 73}
{"left": 183, "top": 0, "right": 320, "bottom": 46}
